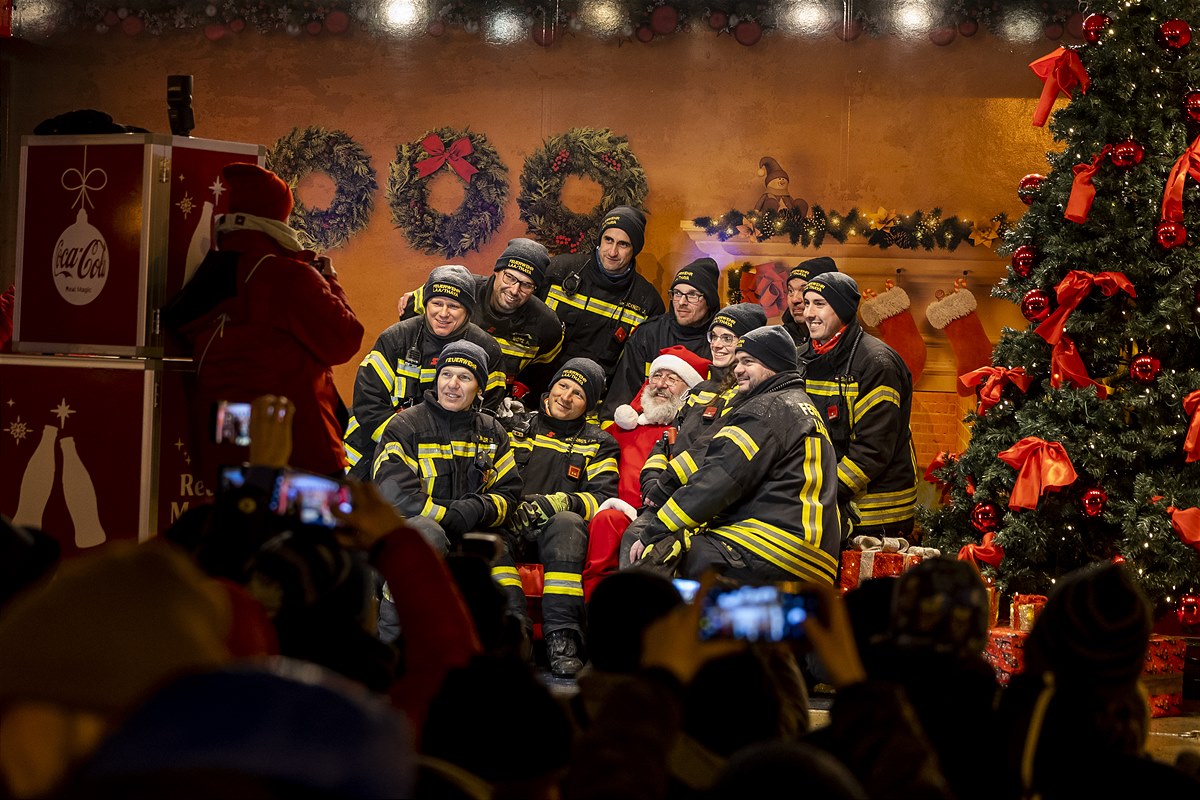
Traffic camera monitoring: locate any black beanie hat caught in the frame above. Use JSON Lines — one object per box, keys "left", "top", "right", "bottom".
{"left": 804, "top": 272, "right": 861, "bottom": 325}
{"left": 710, "top": 303, "right": 768, "bottom": 339}
{"left": 424, "top": 265, "right": 477, "bottom": 319}
{"left": 493, "top": 237, "right": 550, "bottom": 290}
{"left": 1026, "top": 563, "right": 1152, "bottom": 685}
{"left": 436, "top": 340, "right": 490, "bottom": 391}
{"left": 599, "top": 205, "right": 647, "bottom": 257}
{"left": 672, "top": 258, "right": 720, "bottom": 312}
{"left": 735, "top": 326, "right": 798, "bottom": 374}
{"left": 550, "top": 357, "right": 606, "bottom": 411}
{"left": 788, "top": 256, "right": 839, "bottom": 284}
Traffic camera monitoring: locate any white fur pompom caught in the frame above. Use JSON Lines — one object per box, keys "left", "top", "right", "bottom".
{"left": 614, "top": 404, "right": 639, "bottom": 430}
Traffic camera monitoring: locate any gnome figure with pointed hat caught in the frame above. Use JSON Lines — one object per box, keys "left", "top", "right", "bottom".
{"left": 753, "top": 156, "right": 807, "bottom": 216}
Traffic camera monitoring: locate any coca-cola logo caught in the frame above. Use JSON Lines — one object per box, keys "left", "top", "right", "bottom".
{"left": 52, "top": 211, "right": 110, "bottom": 306}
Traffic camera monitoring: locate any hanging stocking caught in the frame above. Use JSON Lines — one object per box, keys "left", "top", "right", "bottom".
{"left": 926, "top": 280, "right": 993, "bottom": 397}
{"left": 860, "top": 280, "right": 927, "bottom": 383}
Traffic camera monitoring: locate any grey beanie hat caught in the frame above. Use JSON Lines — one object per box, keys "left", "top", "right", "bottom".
{"left": 424, "top": 265, "right": 478, "bottom": 319}
{"left": 599, "top": 206, "right": 647, "bottom": 256}
{"left": 494, "top": 238, "right": 550, "bottom": 289}
{"left": 711, "top": 303, "right": 768, "bottom": 339}
{"left": 788, "top": 256, "right": 839, "bottom": 284}
{"left": 436, "top": 340, "right": 490, "bottom": 390}
{"left": 803, "top": 272, "right": 861, "bottom": 325}
{"left": 735, "top": 326, "right": 798, "bottom": 374}
{"left": 672, "top": 258, "right": 721, "bottom": 312}
{"left": 550, "top": 357, "right": 606, "bottom": 411}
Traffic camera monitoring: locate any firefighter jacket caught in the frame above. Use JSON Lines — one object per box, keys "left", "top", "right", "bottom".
{"left": 601, "top": 309, "right": 715, "bottom": 422}
{"left": 165, "top": 230, "right": 363, "bottom": 479}
{"left": 780, "top": 308, "right": 810, "bottom": 347}
{"left": 509, "top": 402, "right": 620, "bottom": 520}
{"left": 371, "top": 389, "right": 520, "bottom": 532}
{"left": 543, "top": 251, "right": 665, "bottom": 385}
{"left": 639, "top": 371, "right": 842, "bottom": 585}
{"left": 403, "top": 274, "right": 564, "bottom": 386}
{"left": 639, "top": 376, "right": 740, "bottom": 508}
{"left": 343, "top": 317, "right": 505, "bottom": 479}
{"left": 799, "top": 319, "right": 919, "bottom": 529}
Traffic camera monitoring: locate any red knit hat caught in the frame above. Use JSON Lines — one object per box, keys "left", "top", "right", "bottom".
{"left": 650, "top": 345, "right": 711, "bottom": 388}
{"left": 223, "top": 163, "right": 294, "bottom": 222}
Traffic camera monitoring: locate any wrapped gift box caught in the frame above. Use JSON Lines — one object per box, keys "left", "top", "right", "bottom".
{"left": 838, "top": 537, "right": 938, "bottom": 592}
{"left": 14, "top": 134, "right": 262, "bottom": 357}
{"left": 0, "top": 354, "right": 206, "bottom": 555}
{"left": 984, "top": 627, "right": 1189, "bottom": 717}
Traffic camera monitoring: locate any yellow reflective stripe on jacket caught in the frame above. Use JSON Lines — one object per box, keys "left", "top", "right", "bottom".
{"left": 714, "top": 425, "right": 760, "bottom": 461}
{"left": 856, "top": 483, "right": 918, "bottom": 526}
{"left": 668, "top": 451, "right": 700, "bottom": 485}
{"left": 344, "top": 440, "right": 362, "bottom": 467}
{"left": 543, "top": 571, "right": 584, "bottom": 597}
{"left": 363, "top": 350, "right": 396, "bottom": 393}
{"left": 577, "top": 492, "right": 600, "bottom": 520}
{"left": 491, "top": 565, "right": 522, "bottom": 589}
{"left": 657, "top": 497, "right": 701, "bottom": 532}
{"left": 534, "top": 335, "right": 563, "bottom": 365}
{"left": 586, "top": 456, "right": 618, "bottom": 480}
{"left": 420, "top": 495, "right": 447, "bottom": 522}
{"left": 803, "top": 378, "right": 860, "bottom": 402}
{"left": 486, "top": 369, "right": 506, "bottom": 396}
{"left": 373, "top": 441, "right": 418, "bottom": 479}
{"left": 837, "top": 458, "right": 871, "bottom": 494}
{"left": 799, "top": 436, "right": 832, "bottom": 544}
{"left": 711, "top": 519, "right": 838, "bottom": 585}
{"left": 546, "top": 286, "right": 649, "bottom": 328}
{"left": 643, "top": 452, "right": 668, "bottom": 473}
{"left": 523, "top": 435, "right": 603, "bottom": 457}
{"left": 853, "top": 384, "right": 900, "bottom": 425}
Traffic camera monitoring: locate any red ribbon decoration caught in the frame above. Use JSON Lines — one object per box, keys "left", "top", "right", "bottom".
{"left": 1048, "top": 335, "right": 1108, "bottom": 399}
{"left": 958, "top": 532, "right": 1005, "bottom": 569}
{"left": 1035, "top": 270, "right": 1136, "bottom": 347}
{"left": 1184, "top": 390, "right": 1200, "bottom": 463}
{"left": 924, "top": 451, "right": 953, "bottom": 485}
{"left": 1065, "top": 146, "right": 1112, "bottom": 224}
{"left": 1161, "top": 134, "right": 1200, "bottom": 223}
{"left": 1168, "top": 505, "right": 1200, "bottom": 552}
{"left": 1029, "top": 47, "right": 1090, "bottom": 127}
{"left": 959, "top": 366, "right": 1034, "bottom": 415}
{"left": 414, "top": 134, "right": 479, "bottom": 181}
{"left": 997, "top": 437, "right": 1078, "bottom": 510}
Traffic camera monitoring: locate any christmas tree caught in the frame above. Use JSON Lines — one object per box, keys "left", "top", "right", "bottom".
{"left": 921, "top": 0, "right": 1200, "bottom": 617}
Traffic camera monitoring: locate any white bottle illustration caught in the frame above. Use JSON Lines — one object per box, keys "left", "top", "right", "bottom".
{"left": 60, "top": 436, "right": 107, "bottom": 548}
{"left": 12, "top": 424, "right": 57, "bottom": 530}
{"left": 183, "top": 200, "right": 215, "bottom": 285}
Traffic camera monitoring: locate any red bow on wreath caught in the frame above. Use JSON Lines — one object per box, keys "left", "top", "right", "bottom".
{"left": 415, "top": 134, "right": 478, "bottom": 181}
{"left": 958, "top": 532, "right": 1005, "bottom": 570}
{"left": 959, "top": 366, "right": 1034, "bottom": 416}
{"left": 1029, "top": 47, "right": 1090, "bottom": 127}
{"left": 997, "top": 436, "right": 1078, "bottom": 510}
{"left": 1065, "top": 145, "right": 1112, "bottom": 224}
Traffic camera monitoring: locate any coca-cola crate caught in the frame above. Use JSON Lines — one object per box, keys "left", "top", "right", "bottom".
{"left": 14, "top": 134, "right": 263, "bottom": 357}
{"left": 0, "top": 354, "right": 208, "bottom": 554}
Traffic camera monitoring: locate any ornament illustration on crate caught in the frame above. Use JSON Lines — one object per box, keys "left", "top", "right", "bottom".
{"left": 53, "top": 149, "right": 111, "bottom": 307}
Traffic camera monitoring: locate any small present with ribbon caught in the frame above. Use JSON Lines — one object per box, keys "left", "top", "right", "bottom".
{"left": 984, "top": 627, "right": 1028, "bottom": 685}
{"left": 1010, "top": 593, "right": 1047, "bottom": 632}
{"left": 838, "top": 536, "right": 936, "bottom": 591}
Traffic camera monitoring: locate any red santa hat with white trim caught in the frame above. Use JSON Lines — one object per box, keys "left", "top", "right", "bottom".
{"left": 613, "top": 345, "right": 710, "bottom": 430}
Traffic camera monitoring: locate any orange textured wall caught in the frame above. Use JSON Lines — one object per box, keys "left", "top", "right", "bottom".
{"left": 4, "top": 28, "right": 1060, "bottom": 398}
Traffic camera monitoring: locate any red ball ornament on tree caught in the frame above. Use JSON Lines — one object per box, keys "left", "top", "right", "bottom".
{"left": 1156, "top": 19, "right": 1192, "bottom": 50}
{"left": 1156, "top": 220, "right": 1187, "bottom": 249}
{"left": 1080, "top": 487, "right": 1108, "bottom": 518}
{"left": 1130, "top": 353, "right": 1162, "bottom": 384}
{"left": 532, "top": 23, "right": 556, "bottom": 46}
{"left": 1018, "top": 174, "right": 1045, "bottom": 205}
{"left": 929, "top": 26, "right": 956, "bottom": 46}
{"left": 970, "top": 502, "right": 1001, "bottom": 534}
{"left": 708, "top": 10, "right": 727, "bottom": 30}
{"left": 958, "top": 20, "right": 978, "bottom": 38}
{"left": 734, "top": 19, "right": 762, "bottom": 46}
{"left": 1184, "top": 91, "right": 1200, "bottom": 124}
{"left": 1110, "top": 139, "right": 1144, "bottom": 169}
{"left": 1082, "top": 13, "right": 1110, "bottom": 44}
{"left": 649, "top": 5, "right": 678, "bottom": 36}
{"left": 1011, "top": 244, "right": 1039, "bottom": 278}
{"left": 635, "top": 25, "right": 654, "bottom": 42}
{"left": 1021, "top": 289, "right": 1053, "bottom": 322}
{"left": 1177, "top": 594, "right": 1200, "bottom": 628}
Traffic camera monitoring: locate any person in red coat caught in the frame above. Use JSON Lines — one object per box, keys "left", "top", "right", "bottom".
{"left": 165, "top": 164, "right": 364, "bottom": 484}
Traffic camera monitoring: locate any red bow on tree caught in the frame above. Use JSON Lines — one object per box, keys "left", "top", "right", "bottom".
{"left": 1036, "top": 270, "right": 1136, "bottom": 347}
{"left": 924, "top": 451, "right": 955, "bottom": 484}
{"left": 1183, "top": 390, "right": 1200, "bottom": 463}
{"left": 959, "top": 366, "right": 1034, "bottom": 415}
{"left": 1161, "top": 134, "right": 1200, "bottom": 223}
{"left": 1048, "top": 336, "right": 1109, "bottom": 399}
{"left": 958, "top": 532, "right": 1005, "bottom": 569}
{"left": 1168, "top": 505, "right": 1200, "bottom": 552}
{"left": 997, "top": 436, "right": 1078, "bottom": 510}
{"left": 1065, "top": 145, "right": 1112, "bottom": 224}
{"left": 1029, "top": 47, "right": 1090, "bottom": 127}
{"left": 414, "top": 134, "right": 479, "bottom": 181}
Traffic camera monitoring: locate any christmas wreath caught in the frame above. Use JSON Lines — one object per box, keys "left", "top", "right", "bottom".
{"left": 387, "top": 127, "right": 508, "bottom": 259}
{"left": 267, "top": 126, "right": 377, "bottom": 251}
{"left": 518, "top": 128, "right": 648, "bottom": 255}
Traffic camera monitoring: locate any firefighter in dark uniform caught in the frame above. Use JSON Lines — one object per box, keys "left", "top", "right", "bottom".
{"left": 503, "top": 357, "right": 619, "bottom": 677}
{"left": 539, "top": 206, "right": 665, "bottom": 395}
{"left": 800, "top": 271, "right": 918, "bottom": 540}
{"left": 343, "top": 265, "right": 506, "bottom": 479}
{"left": 780, "top": 256, "right": 838, "bottom": 347}
{"left": 630, "top": 326, "right": 842, "bottom": 585}
{"left": 399, "top": 238, "right": 564, "bottom": 400}
{"left": 602, "top": 257, "right": 720, "bottom": 422}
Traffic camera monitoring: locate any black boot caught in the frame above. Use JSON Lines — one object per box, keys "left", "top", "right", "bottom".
{"left": 545, "top": 629, "right": 584, "bottom": 678}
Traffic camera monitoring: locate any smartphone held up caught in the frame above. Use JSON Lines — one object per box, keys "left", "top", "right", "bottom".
{"left": 213, "top": 400, "right": 252, "bottom": 446}
{"left": 697, "top": 582, "right": 817, "bottom": 643}
{"left": 220, "top": 465, "right": 352, "bottom": 530}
